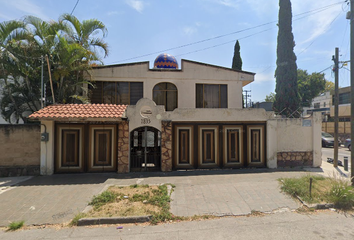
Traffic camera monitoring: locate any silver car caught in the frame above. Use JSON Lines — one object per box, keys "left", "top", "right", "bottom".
{"left": 344, "top": 139, "right": 351, "bottom": 151}
{"left": 321, "top": 132, "right": 336, "bottom": 148}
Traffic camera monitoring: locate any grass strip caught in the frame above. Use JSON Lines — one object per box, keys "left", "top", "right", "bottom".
{"left": 279, "top": 174, "right": 354, "bottom": 209}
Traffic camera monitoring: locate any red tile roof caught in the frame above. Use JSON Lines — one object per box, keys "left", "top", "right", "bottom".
{"left": 29, "top": 104, "right": 127, "bottom": 121}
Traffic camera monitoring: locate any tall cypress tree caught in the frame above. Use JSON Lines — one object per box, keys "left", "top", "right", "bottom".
{"left": 232, "top": 40, "right": 242, "bottom": 70}
{"left": 273, "top": 0, "right": 300, "bottom": 117}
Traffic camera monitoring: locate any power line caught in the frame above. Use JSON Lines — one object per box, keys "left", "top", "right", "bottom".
{"left": 109, "top": 1, "right": 344, "bottom": 64}
{"left": 296, "top": 9, "right": 344, "bottom": 56}
{"left": 114, "top": 24, "right": 277, "bottom": 64}
{"left": 175, "top": 28, "right": 273, "bottom": 58}
{"left": 71, "top": 0, "right": 80, "bottom": 15}
{"left": 319, "top": 66, "right": 333, "bottom": 73}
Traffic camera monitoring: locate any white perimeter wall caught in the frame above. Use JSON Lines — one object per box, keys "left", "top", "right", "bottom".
{"left": 267, "top": 112, "right": 322, "bottom": 168}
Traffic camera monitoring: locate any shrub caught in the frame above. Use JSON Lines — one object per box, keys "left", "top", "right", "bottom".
{"left": 328, "top": 177, "right": 354, "bottom": 209}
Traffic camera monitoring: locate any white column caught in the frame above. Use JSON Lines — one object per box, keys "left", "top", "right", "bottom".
{"left": 266, "top": 119, "right": 278, "bottom": 168}
{"left": 40, "top": 120, "right": 55, "bottom": 175}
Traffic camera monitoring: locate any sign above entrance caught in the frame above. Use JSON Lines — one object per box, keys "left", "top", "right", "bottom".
{"left": 140, "top": 106, "right": 153, "bottom": 118}
{"left": 127, "top": 98, "right": 164, "bottom": 132}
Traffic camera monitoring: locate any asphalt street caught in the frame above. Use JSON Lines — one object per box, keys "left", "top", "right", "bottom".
{"left": 321, "top": 146, "right": 352, "bottom": 169}
{"left": 0, "top": 210, "right": 353, "bottom": 240}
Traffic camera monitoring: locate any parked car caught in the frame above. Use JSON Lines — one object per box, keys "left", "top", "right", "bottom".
{"left": 344, "top": 139, "right": 351, "bottom": 151}
{"left": 321, "top": 132, "right": 340, "bottom": 148}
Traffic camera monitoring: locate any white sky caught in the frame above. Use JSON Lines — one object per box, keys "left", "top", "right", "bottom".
{"left": 0, "top": 0, "right": 351, "bottom": 102}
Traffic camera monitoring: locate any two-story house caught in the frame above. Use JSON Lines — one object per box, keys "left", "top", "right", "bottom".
{"left": 30, "top": 53, "right": 322, "bottom": 175}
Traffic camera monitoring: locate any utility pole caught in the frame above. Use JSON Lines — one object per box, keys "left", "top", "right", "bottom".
{"left": 41, "top": 55, "right": 44, "bottom": 109}
{"left": 350, "top": 0, "right": 354, "bottom": 185}
{"left": 243, "top": 90, "right": 251, "bottom": 108}
{"left": 332, "top": 48, "right": 339, "bottom": 168}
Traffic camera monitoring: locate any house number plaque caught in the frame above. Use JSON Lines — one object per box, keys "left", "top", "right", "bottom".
{"left": 141, "top": 118, "right": 151, "bottom": 124}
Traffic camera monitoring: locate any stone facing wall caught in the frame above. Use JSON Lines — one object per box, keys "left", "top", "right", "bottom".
{"left": 118, "top": 122, "right": 129, "bottom": 173}
{"left": 277, "top": 151, "right": 313, "bottom": 167}
{"left": 161, "top": 121, "right": 172, "bottom": 172}
{"left": 0, "top": 166, "right": 39, "bottom": 177}
{"left": 0, "top": 124, "right": 40, "bottom": 176}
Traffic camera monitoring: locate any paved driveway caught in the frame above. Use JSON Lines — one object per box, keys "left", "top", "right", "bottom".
{"left": 0, "top": 169, "right": 305, "bottom": 226}
{"left": 0, "top": 174, "right": 112, "bottom": 226}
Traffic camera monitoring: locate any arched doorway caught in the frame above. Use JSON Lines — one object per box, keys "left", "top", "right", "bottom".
{"left": 130, "top": 127, "right": 161, "bottom": 171}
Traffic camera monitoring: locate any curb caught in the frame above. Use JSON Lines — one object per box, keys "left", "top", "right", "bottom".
{"left": 296, "top": 196, "right": 334, "bottom": 209}
{"left": 77, "top": 215, "right": 152, "bottom": 226}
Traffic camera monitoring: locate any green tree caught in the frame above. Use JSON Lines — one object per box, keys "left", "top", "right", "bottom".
{"left": 273, "top": 0, "right": 300, "bottom": 117}
{"left": 0, "top": 20, "right": 33, "bottom": 123}
{"left": 297, "top": 69, "right": 326, "bottom": 107}
{"left": 324, "top": 80, "right": 335, "bottom": 92}
{"left": 50, "top": 35, "right": 95, "bottom": 103}
{"left": 0, "top": 15, "right": 109, "bottom": 123}
{"left": 232, "top": 40, "right": 242, "bottom": 70}
{"left": 265, "top": 92, "right": 276, "bottom": 102}
{"left": 59, "top": 14, "right": 108, "bottom": 59}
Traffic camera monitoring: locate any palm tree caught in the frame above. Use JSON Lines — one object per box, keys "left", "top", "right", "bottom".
{"left": 0, "top": 14, "right": 109, "bottom": 123}
{"left": 59, "top": 14, "right": 108, "bottom": 60}
{"left": 0, "top": 20, "right": 31, "bottom": 123}
{"left": 51, "top": 35, "right": 96, "bottom": 103}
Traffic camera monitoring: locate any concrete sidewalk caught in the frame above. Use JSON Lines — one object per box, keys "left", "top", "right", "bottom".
{"left": 0, "top": 176, "right": 33, "bottom": 195}
{"left": 0, "top": 169, "right": 306, "bottom": 227}
{"left": 304, "top": 155, "right": 352, "bottom": 179}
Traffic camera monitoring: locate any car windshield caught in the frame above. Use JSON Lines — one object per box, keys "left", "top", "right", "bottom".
{"left": 322, "top": 132, "right": 333, "bottom": 138}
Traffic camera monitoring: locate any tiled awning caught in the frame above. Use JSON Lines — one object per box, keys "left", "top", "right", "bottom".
{"left": 29, "top": 104, "right": 128, "bottom": 121}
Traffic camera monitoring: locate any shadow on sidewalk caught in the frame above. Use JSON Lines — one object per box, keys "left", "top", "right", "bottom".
{"left": 14, "top": 167, "right": 314, "bottom": 187}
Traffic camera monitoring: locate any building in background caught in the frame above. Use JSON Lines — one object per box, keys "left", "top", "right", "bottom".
{"left": 304, "top": 91, "right": 331, "bottom": 121}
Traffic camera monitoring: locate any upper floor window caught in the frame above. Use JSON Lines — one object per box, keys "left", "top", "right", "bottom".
{"left": 196, "top": 84, "right": 227, "bottom": 108}
{"left": 153, "top": 82, "right": 177, "bottom": 111}
{"left": 332, "top": 92, "right": 350, "bottom": 105}
{"left": 314, "top": 103, "right": 320, "bottom": 109}
{"left": 90, "top": 81, "right": 143, "bottom": 105}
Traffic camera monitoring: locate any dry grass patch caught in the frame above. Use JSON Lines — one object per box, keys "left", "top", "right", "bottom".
{"left": 109, "top": 185, "right": 158, "bottom": 196}
{"left": 73, "top": 184, "right": 176, "bottom": 225}
{"left": 88, "top": 200, "right": 161, "bottom": 218}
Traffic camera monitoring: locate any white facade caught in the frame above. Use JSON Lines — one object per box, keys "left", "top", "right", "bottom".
{"left": 312, "top": 91, "right": 331, "bottom": 109}
{"left": 90, "top": 60, "right": 254, "bottom": 109}
{"left": 36, "top": 57, "right": 322, "bottom": 174}
{"left": 303, "top": 91, "right": 331, "bottom": 119}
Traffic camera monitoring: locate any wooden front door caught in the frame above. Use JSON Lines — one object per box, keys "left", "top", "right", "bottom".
{"left": 56, "top": 124, "right": 85, "bottom": 173}
{"left": 198, "top": 125, "right": 219, "bottom": 168}
{"left": 223, "top": 125, "right": 244, "bottom": 167}
{"left": 55, "top": 124, "right": 117, "bottom": 173}
{"left": 88, "top": 125, "right": 117, "bottom": 172}
{"left": 247, "top": 125, "right": 265, "bottom": 167}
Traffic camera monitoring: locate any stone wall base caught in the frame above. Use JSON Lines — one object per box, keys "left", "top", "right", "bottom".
{"left": 161, "top": 121, "right": 172, "bottom": 172}
{"left": 277, "top": 151, "right": 313, "bottom": 167}
{"left": 0, "top": 165, "right": 40, "bottom": 177}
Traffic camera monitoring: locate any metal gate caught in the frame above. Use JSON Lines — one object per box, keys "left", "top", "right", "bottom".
{"left": 130, "top": 127, "right": 161, "bottom": 171}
